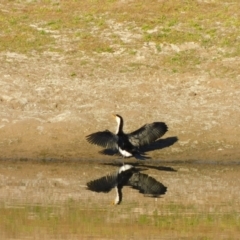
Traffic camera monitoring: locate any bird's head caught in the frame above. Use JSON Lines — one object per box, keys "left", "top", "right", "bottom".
{"left": 112, "top": 114, "right": 123, "bottom": 122}
{"left": 112, "top": 198, "right": 120, "bottom": 205}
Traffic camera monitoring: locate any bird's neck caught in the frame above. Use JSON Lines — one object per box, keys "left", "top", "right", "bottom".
{"left": 116, "top": 117, "right": 123, "bottom": 134}
{"left": 114, "top": 186, "right": 122, "bottom": 205}
{"left": 114, "top": 187, "right": 120, "bottom": 204}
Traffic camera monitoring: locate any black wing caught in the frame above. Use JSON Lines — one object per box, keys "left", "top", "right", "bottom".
{"left": 86, "top": 173, "right": 117, "bottom": 193}
{"left": 86, "top": 130, "right": 118, "bottom": 149}
{"left": 128, "top": 172, "right": 167, "bottom": 197}
{"left": 128, "top": 122, "right": 168, "bottom": 147}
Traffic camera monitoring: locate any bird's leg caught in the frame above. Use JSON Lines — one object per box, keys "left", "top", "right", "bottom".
{"left": 121, "top": 155, "right": 125, "bottom": 165}
{"left": 113, "top": 156, "right": 124, "bottom": 166}
{"left": 118, "top": 154, "right": 125, "bottom": 165}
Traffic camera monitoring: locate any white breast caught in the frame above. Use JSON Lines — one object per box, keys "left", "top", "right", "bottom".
{"left": 118, "top": 147, "right": 133, "bottom": 157}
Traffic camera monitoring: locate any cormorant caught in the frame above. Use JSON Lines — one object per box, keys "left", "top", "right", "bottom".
{"left": 86, "top": 114, "right": 168, "bottom": 159}
{"left": 86, "top": 164, "right": 167, "bottom": 205}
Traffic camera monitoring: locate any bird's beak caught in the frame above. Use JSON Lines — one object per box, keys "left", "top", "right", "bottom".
{"left": 112, "top": 114, "right": 116, "bottom": 118}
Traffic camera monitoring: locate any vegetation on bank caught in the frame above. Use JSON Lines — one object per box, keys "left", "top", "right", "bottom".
{"left": 1, "top": 0, "right": 239, "bottom": 57}
{"left": 1, "top": 201, "right": 239, "bottom": 239}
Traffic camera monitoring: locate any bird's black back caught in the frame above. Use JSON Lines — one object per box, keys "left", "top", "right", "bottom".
{"left": 117, "top": 132, "right": 136, "bottom": 153}
{"left": 117, "top": 168, "right": 136, "bottom": 188}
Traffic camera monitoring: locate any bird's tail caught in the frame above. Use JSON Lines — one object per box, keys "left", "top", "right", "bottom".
{"left": 133, "top": 151, "right": 151, "bottom": 161}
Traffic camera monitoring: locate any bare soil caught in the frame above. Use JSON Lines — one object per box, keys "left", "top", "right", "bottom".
{"left": 0, "top": 49, "right": 240, "bottom": 162}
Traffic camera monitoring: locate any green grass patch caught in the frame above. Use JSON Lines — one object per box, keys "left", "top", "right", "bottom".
{"left": 0, "top": 0, "right": 239, "bottom": 77}
{"left": 0, "top": 201, "right": 239, "bottom": 239}
{"left": 1, "top": 0, "right": 239, "bottom": 55}
{"left": 0, "top": 13, "right": 54, "bottom": 53}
